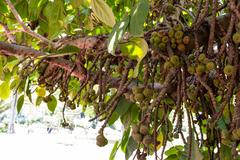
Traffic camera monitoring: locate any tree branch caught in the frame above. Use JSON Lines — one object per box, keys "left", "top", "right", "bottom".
{"left": 4, "top": 0, "right": 55, "bottom": 46}
{"left": 0, "top": 41, "right": 86, "bottom": 81}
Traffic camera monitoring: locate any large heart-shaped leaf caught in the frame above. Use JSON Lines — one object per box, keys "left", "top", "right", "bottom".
{"left": 91, "top": 0, "right": 116, "bottom": 27}
{"left": 129, "top": 0, "right": 149, "bottom": 36}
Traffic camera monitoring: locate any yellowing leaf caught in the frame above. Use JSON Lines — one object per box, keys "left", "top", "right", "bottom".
{"left": 91, "top": 0, "right": 115, "bottom": 27}
{"left": 0, "top": 81, "right": 10, "bottom": 100}
{"left": 120, "top": 37, "right": 148, "bottom": 77}
{"left": 156, "top": 131, "right": 164, "bottom": 150}
{"left": 36, "top": 87, "right": 46, "bottom": 97}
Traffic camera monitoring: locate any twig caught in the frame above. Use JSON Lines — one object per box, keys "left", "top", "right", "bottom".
{"left": 0, "top": 22, "right": 16, "bottom": 43}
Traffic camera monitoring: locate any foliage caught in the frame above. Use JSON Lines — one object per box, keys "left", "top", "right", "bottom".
{"left": 1, "top": 0, "right": 240, "bottom": 159}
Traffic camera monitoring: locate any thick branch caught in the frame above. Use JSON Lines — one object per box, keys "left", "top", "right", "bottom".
{"left": 0, "top": 41, "right": 86, "bottom": 81}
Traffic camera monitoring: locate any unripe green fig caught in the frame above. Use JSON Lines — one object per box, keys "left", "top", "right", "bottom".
{"left": 174, "top": 31, "right": 184, "bottom": 39}
{"left": 143, "top": 88, "right": 153, "bottom": 98}
{"left": 132, "top": 86, "right": 143, "bottom": 94}
{"left": 170, "top": 55, "right": 180, "bottom": 67}
{"left": 164, "top": 61, "right": 173, "bottom": 69}
{"left": 134, "top": 93, "right": 145, "bottom": 102}
{"left": 162, "top": 36, "right": 169, "bottom": 43}
{"left": 196, "top": 64, "right": 206, "bottom": 75}
{"left": 224, "top": 65, "right": 235, "bottom": 76}
{"left": 174, "top": 24, "right": 183, "bottom": 31}
{"left": 187, "top": 66, "right": 195, "bottom": 74}
{"left": 198, "top": 54, "right": 206, "bottom": 63}
{"left": 233, "top": 32, "right": 240, "bottom": 44}
{"left": 159, "top": 42, "right": 166, "bottom": 51}
{"left": 168, "top": 29, "right": 175, "bottom": 38}
{"left": 206, "top": 61, "right": 215, "bottom": 71}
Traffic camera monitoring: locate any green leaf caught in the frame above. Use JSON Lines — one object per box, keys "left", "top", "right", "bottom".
{"left": 47, "top": 95, "right": 57, "bottom": 113}
{"left": 107, "top": 16, "right": 130, "bottom": 55}
{"left": 15, "top": 0, "right": 28, "bottom": 18}
{"left": 28, "top": 0, "right": 42, "bottom": 20}
{"left": 36, "top": 96, "right": 43, "bottom": 106}
{"left": 91, "top": 0, "right": 116, "bottom": 27}
{"left": 190, "top": 138, "right": 203, "bottom": 160}
{"left": 0, "top": 55, "right": 8, "bottom": 67}
{"left": 129, "top": 0, "right": 149, "bottom": 36}
{"left": 120, "top": 103, "right": 139, "bottom": 129}
{"left": 108, "top": 97, "right": 133, "bottom": 125}
{"left": 0, "top": 81, "right": 10, "bottom": 100}
{"left": 42, "top": 0, "right": 65, "bottom": 39}
{"left": 70, "top": 0, "right": 88, "bottom": 8}
{"left": 17, "top": 95, "right": 24, "bottom": 114}
{"left": 217, "top": 116, "right": 227, "bottom": 130}
{"left": 120, "top": 37, "right": 148, "bottom": 77}
{"left": 0, "top": 0, "right": 8, "bottom": 13}
{"left": 220, "top": 144, "right": 232, "bottom": 160}
{"left": 125, "top": 137, "right": 138, "bottom": 160}
{"left": 109, "top": 141, "right": 120, "bottom": 160}
{"left": 121, "top": 127, "right": 130, "bottom": 152}
{"left": 10, "top": 77, "right": 21, "bottom": 90}
{"left": 165, "top": 145, "right": 184, "bottom": 156}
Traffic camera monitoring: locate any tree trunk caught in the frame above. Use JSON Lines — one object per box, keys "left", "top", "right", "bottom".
{"left": 7, "top": 92, "right": 17, "bottom": 134}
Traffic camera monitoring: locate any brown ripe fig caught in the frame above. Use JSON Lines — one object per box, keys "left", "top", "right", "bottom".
{"left": 139, "top": 124, "right": 148, "bottom": 135}
{"left": 176, "top": 38, "right": 182, "bottom": 44}
{"left": 69, "top": 103, "right": 76, "bottom": 110}
{"left": 43, "top": 96, "right": 52, "bottom": 102}
{"left": 132, "top": 124, "right": 139, "bottom": 133}
{"left": 177, "top": 43, "right": 186, "bottom": 52}
{"left": 96, "top": 134, "right": 108, "bottom": 147}
{"left": 142, "top": 135, "right": 153, "bottom": 146}
{"left": 132, "top": 132, "right": 143, "bottom": 143}
{"left": 183, "top": 36, "right": 190, "bottom": 45}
